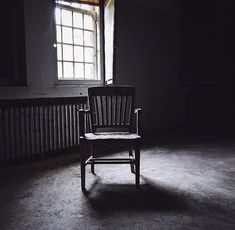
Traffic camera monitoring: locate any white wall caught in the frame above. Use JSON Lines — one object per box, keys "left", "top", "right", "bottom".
{"left": 0, "top": 0, "right": 88, "bottom": 99}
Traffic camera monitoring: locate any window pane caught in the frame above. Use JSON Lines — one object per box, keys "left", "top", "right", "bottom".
{"left": 74, "top": 46, "right": 83, "bottom": 62}
{"left": 63, "top": 44, "right": 73, "bottom": 61}
{"left": 73, "top": 12, "right": 83, "bottom": 28}
{"left": 85, "top": 64, "right": 94, "bottom": 79}
{"left": 84, "top": 31, "right": 93, "bottom": 46}
{"left": 63, "top": 62, "right": 74, "bottom": 78}
{"left": 62, "top": 27, "right": 73, "bottom": 44}
{"left": 61, "top": 9, "right": 72, "bottom": 26}
{"left": 75, "top": 63, "right": 84, "bottom": 79}
{"left": 84, "top": 47, "right": 94, "bottom": 63}
{"left": 74, "top": 29, "right": 83, "bottom": 45}
{"left": 56, "top": 25, "right": 61, "bottom": 42}
{"left": 84, "top": 14, "right": 93, "bottom": 30}
{"left": 55, "top": 8, "right": 61, "bottom": 24}
{"left": 57, "top": 44, "right": 62, "bottom": 60}
{"left": 57, "top": 61, "right": 62, "bottom": 79}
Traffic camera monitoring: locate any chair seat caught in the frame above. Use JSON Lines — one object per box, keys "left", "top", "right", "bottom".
{"left": 84, "top": 132, "right": 141, "bottom": 140}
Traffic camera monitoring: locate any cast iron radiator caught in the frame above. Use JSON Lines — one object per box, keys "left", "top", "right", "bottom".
{"left": 0, "top": 97, "right": 87, "bottom": 161}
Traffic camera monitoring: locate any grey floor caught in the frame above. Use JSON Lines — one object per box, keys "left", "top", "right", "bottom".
{"left": 0, "top": 135, "right": 235, "bottom": 230}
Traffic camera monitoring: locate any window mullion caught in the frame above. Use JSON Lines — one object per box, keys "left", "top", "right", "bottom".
{"left": 72, "top": 10, "right": 75, "bottom": 80}
{"left": 60, "top": 8, "right": 64, "bottom": 79}
{"left": 82, "top": 13, "right": 85, "bottom": 79}
{"left": 94, "top": 14, "right": 98, "bottom": 80}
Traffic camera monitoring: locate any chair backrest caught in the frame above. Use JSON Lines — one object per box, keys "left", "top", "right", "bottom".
{"left": 88, "top": 86, "right": 135, "bottom": 133}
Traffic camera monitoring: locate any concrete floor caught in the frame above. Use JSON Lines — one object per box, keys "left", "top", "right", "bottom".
{"left": 0, "top": 135, "right": 235, "bottom": 230}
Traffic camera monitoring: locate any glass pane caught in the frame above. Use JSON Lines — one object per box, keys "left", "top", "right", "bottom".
{"left": 74, "top": 46, "right": 83, "bottom": 62}
{"left": 63, "top": 44, "right": 73, "bottom": 61}
{"left": 85, "top": 64, "right": 94, "bottom": 79}
{"left": 62, "top": 27, "right": 73, "bottom": 44}
{"left": 63, "top": 62, "right": 74, "bottom": 78}
{"left": 84, "top": 14, "right": 93, "bottom": 30}
{"left": 57, "top": 44, "right": 62, "bottom": 60}
{"left": 75, "top": 63, "right": 84, "bottom": 79}
{"left": 84, "top": 47, "right": 94, "bottom": 62}
{"left": 57, "top": 61, "right": 62, "bottom": 79}
{"left": 56, "top": 25, "right": 61, "bottom": 42}
{"left": 73, "top": 12, "right": 83, "bottom": 28}
{"left": 61, "top": 9, "right": 72, "bottom": 26}
{"left": 84, "top": 31, "right": 94, "bottom": 46}
{"left": 74, "top": 29, "right": 83, "bottom": 45}
{"left": 55, "top": 8, "right": 61, "bottom": 24}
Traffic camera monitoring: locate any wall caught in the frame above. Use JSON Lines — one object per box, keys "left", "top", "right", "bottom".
{"left": 180, "top": 0, "right": 235, "bottom": 133}
{"left": 114, "top": 0, "right": 185, "bottom": 135}
{"left": 0, "top": 0, "right": 88, "bottom": 99}
{"left": 114, "top": 0, "right": 235, "bottom": 135}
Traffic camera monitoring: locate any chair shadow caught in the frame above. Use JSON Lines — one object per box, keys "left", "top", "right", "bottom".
{"left": 84, "top": 176, "right": 190, "bottom": 213}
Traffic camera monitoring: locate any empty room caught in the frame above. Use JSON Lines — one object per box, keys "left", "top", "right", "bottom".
{"left": 0, "top": 0, "right": 235, "bottom": 229}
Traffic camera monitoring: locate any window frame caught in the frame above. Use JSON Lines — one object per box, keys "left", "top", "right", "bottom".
{"left": 52, "top": 1, "right": 104, "bottom": 86}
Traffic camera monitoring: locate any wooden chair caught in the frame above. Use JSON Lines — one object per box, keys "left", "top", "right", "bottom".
{"left": 79, "top": 86, "right": 142, "bottom": 191}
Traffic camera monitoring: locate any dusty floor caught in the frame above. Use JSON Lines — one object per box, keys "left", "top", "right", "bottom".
{"left": 0, "top": 135, "right": 235, "bottom": 230}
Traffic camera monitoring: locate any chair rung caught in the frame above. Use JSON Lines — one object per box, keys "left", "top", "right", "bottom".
{"left": 92, "top": 157, "right": 134, "bottom": 161}
{"left": 86, "top": 158, "right": 135, "bottom": 165}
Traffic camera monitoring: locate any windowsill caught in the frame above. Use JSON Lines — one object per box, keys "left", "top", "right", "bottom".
{"left": 54, "top": 80, "right": 104, "bottom": 87}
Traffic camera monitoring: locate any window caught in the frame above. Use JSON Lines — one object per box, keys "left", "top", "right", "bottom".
{"left": 54, "top": 0, "right": 101, "bottom": 83}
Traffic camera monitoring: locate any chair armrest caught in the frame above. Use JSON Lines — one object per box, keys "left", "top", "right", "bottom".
{"left": 134, "top": 108, "right": 142, "bottom": 114}
{"left": 134, "top": 108, "right": 142, "bottom": 135}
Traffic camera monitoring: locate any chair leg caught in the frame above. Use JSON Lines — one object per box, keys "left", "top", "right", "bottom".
{"left": 80, "top": 140, "right": 86, "bottom": 191}
{"left": 129, "top": 146, "right": 135, "bottom": 173}
{"left": 135, "top": 141, "right": 140, "bottom": 189}
{"left": 91, "top": 161, "right": 95, "bottom": 174}
{"left": 90, "top": 144, "right": 95, "bottom": 174}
